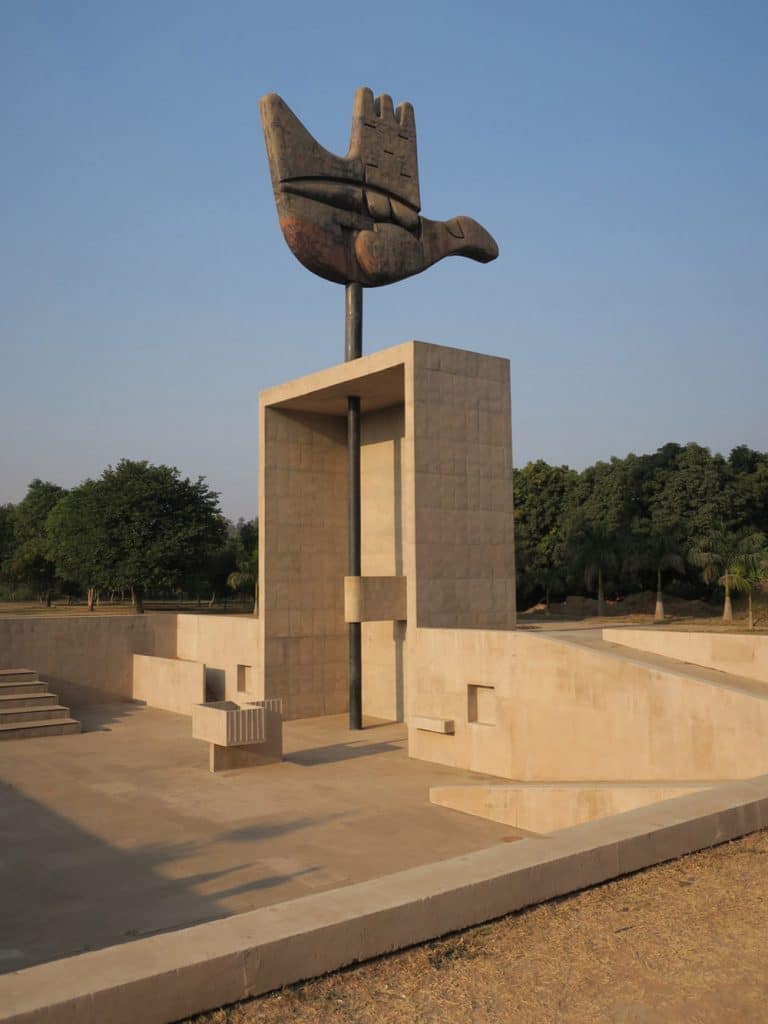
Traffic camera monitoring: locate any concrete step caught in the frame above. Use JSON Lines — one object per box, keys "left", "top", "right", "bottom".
{"left": 0, "top": 692, "right": 58, "bottom": 710}
{"left": 0, "top": 669, "right": 39, "bottom": 683}
{"left": 0, "top": 705, "right": 71, "bottom": 726}
{"left": 0, "top": 681, "right": 48, "bottom": 696}
{"left": 0, "top": 718, "right": 81, "bottom": 740}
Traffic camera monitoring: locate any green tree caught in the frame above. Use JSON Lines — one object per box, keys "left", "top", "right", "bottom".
{"left": 513, "top": 461, "right": 576, "bottom": 610}
{"left": 514, "top": 461, "right": 578, "bottom": 550}
{"left": 226, "top": 518, "right": 259, "bottom": 613}
{"left": 0, "top": 504, "right": 17, "bottom": 597}
{"left": 727, "top": 552, "right": 768, "bottom": 630}
{"left": 647, "top": 443, "right": 734, "bottom": 542}
{"left": 727, "top": 446, "right": 768, "bottom": 536}
{"left": 530, "top": 563, "right": 566, "bottom": 615}
{"left": 568, "top": 521, "right": 623, "bottom": 617}
{"left": 570, "top": 458, "right": 634, "bottom": 536}
{"left": 626, "top": 529, "right": 686, "bottom": 622}
{"left": 47, "top": 461, "right": 226, "bottom": 613}
{"left": 12, "top": 480, "right": 67, "bottom": 605}
{"left": 47, "top": 480, "right": 106, "bottom": 610}
{"left": 183, "top": 546, "right": 237, "bottom": 608}
{"left": 689, "top": 526, "right": 767, "bottom": 622}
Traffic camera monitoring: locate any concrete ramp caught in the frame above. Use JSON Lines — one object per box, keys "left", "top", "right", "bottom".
{"left": 416, "top": 626, "right": 768, "bottom": 831}
{"left": 430, "top": 782, "right": 708, "bottom": 833}
{"left": 602, "top": 627, "right": 768, "bottom": 688}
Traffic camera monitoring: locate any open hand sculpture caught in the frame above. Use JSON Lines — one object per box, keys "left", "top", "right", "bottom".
{"left": 260, "top": 87, "right": 498, "bottom": 287}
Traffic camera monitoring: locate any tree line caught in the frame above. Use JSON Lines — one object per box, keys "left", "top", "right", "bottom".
{"left": 2, "top": 443, "right": 767, "bottom": 623}
{"left": 514, "top": 442, "right": 768, "bottom": 623}
{"left": 0, "top": 460, "right": 257, "bottom": 612}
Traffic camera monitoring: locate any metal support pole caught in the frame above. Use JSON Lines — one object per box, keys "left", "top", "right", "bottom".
{"left": 345, "top": 283, "right": 363, "bottom": 729}
{"left": 347, "top": 394, "right": 362, "bottom": 730}
{"left": 345, "top": 282, "right": 362, "bottom": 361}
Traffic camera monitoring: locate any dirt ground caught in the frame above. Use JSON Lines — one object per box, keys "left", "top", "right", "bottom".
{"left": 2, "top": 593, "right": 764, "bottom": 632}
{"left": 0, "top": 600, "right": 252, "bottom": 616}
{"left": 191, "top": 828, "right": 768, "bottom": 1024}
{"left": 519, "top": 590, "right": 768, "bottom": 634}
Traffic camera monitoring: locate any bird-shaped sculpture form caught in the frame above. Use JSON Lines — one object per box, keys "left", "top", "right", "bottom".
{"left": 260, "top": 87, "right": 499, "bottom": 287}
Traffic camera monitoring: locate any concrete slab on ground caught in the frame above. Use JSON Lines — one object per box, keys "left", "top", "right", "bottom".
{"left": 3, "top": 774, "right": 767, "bottom": 1024}
{"left": 0, "top": 703, "right": 515, "bottom": 973}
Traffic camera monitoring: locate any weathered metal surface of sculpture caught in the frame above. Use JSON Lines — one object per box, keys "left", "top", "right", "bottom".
{"left": 260, "top": 87, "right": 499, "bottom": 287}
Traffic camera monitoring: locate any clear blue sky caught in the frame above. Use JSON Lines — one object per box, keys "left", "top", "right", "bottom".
{"left": 2, "top": 1, "right": 766, "bottom": 521}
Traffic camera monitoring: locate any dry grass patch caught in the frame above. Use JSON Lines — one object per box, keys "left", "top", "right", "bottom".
{"left": 190, "top": 828, "right": 768, "bottom": 1024}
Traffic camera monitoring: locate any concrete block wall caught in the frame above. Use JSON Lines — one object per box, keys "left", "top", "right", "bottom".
{"left": 411, "top": 344, "right": 516, "bottom": 630}
{"left": 0, "top": 614, "right": 176, "bottom": 706}
{"left": 176, "top": 615, "right": 261, "bottom": 702}
{"left": 407, "top": 627, "right": 768, "bottom": 782}
{"left": 132, "top": 654, "right": 205, "bottom": 715}
{"left": 361, "top": 404, "right": 407, "bottom": 720}
{"left": 361, "top": 405, "right": 405, "bottom": 578}
{"left": 0, "top": 613, "right": 260, "bottom": 711}
{"left": 259, "top": 407, "right": 349, "bottom": 719}
{"left": 256, "top": 341, "right": 517, "bottom": 724}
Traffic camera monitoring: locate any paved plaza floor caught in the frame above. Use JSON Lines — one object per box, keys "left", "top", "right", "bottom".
{"left": 0, "top": 705, "right": 515, "bottom": 973}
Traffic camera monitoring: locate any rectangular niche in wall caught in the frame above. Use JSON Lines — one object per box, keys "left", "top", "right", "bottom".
{"left": 205, "top": 667, "right": 226, "bottom": 702}
{"left": 237, "top": 664, "right": 252, "bottom": 693}
{"left": 468, "top": 684, "right": 496, "bottom": 726}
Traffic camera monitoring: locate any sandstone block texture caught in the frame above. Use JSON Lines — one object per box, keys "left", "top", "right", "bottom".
{"left": 258, "top": 341, "right": 516, "bottom": 722}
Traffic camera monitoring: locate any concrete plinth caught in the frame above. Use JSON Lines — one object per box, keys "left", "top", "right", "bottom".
{"left": 192, "top": 699, "right": 283, "bottom": 772}
{"left": 209, "top": 741, "right": 281, "bottom": 772}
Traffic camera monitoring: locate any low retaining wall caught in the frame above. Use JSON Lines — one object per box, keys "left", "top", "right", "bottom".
{"left": 176, "top": 614, "right": 261, "bottom": 702}
{"left": 0, "top": 614, "right": 176, "bottom": 706}
{"left": 132, "top": 655, "right": 205, "bottom": 715}
{"left": 407, "top": 628, "right": 768, "bottom": 781}
{"left": 0, "top": 613, "right": 260, "bottom": 710}
{"left": 605, "top": 628, "right": 768, "bottom": 684}
{"left": 2, "top": 775, "right": 767, "bottom": 1024}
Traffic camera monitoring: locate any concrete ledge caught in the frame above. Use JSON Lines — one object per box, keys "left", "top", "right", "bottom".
{"left": 413, "top": 716, "right": 455, "bottom": 735}
{"left": 0, "top": 669, "right": 37, "bottom": 682}
{"left": 3, "top": 775, "right": 767, "bottom": 1024}
{"left": 132, "top": 655, "right": 205, "bottom": 716}
{"left": 344, "top": 576, "right": 407, "bottom": 622}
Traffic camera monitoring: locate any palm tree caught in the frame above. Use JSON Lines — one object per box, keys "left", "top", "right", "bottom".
{"left": 727, "top": 552, "right": 768, "bottom": 629}
{"left": 226, "top": 570, "right": 257, "bottom": 614}
{"left": 689, "top": 526, "right": 766, "bottom": 622}
{"left": 627, "top": 530, "right": 686, "bottom": 622}
{"left": 569, "top": 523, "right": 621, "bottom": 617}
{"left": 533, "top": 563, "right": 565, "bottom": 616}
{"left": 225, "top": 519, "right": 258, "bottom": 615}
